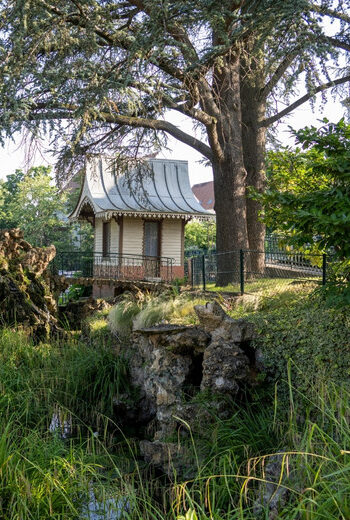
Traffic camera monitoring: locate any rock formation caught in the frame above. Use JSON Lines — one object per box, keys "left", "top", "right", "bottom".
{"left": 0, "top": 228, "right": 58, "bottom": 339}
{"left": 121, "top": 301, "right": 258, "bottom": 475}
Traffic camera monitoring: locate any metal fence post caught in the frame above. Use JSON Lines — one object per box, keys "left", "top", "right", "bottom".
{"left": 240, "top": 249, "right": 244, "bottom": 295}
{"left": 191, "top": 257, "right": 194, "bottom": 288}
{"left": 202, "top": 254, "right": 206, "bottom": 291}
{"left": 322, "top": 253, "right": 327, "bottom": 285}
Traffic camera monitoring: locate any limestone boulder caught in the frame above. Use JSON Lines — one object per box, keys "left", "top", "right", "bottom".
{"left": 128, "top": 330, "right": 196, "bottom": 437}
{"left": 121, "top": 302, "right": 259, "bottom": 476}
{"left": 139, "top": 440, "right": 193, "bottom": 477}
{"left": 194, "top": 301, "right": 227, "bottom": 332}
{"left": 253, "top": 452, "right": 291, "bottom": 519}
{"left": 194, "top": 301, "right": 255, "bottom": 343}
{"left": 136, "top": 324, "right": 210, "bottom": 354}
{"left": 22, "top": 244, "right": 56, "bottom": 276}
{"left": 201, "top": 340, "right": 250, "bottom": 394}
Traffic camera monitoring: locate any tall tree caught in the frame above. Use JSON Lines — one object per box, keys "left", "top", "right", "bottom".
{"left": 241, "top": 1, "right": 350, "bottom": 260}
{"left": 0, "top": 0, "right": 349, "bottom": 282}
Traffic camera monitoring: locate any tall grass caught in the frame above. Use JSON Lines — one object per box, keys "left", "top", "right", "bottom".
{"left": 108, "top": 291, "right": 206, "bottom": 336}
{"left": 1, "top": 325, "right": 350, "bottom": 519}
{"left": 170, "top": 378, "right": 350, "bottom": 520}
{"left": 0, "top": 327, "right": 132, "bottom": 519}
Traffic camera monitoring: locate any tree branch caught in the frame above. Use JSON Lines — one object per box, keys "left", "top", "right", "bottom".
{"left": 37, "top": 0, "right": 185, "bottom": 81}
{"left": 325, "top": 36, "right": 350, "bottom": 54}
{"left": 261, "top": 74, "right": 350, "bottom": 127}
{"left": 260, "top": 49, "right": 300, "bottom": 100}
{"left": 29, "top": 102, "right": 214, "bottom": 161}
{"left": 130, "top": 81, "right": 215, "bottom": 126}
{"left": 310, "top": 4, "right": 350, "bottom": 25}
{"left": 128, "top": 0, "right": 199, "bottom": 63}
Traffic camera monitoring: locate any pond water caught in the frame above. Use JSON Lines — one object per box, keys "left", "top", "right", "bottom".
{"left": 81, "top": 488, "right": 129, "bottom": 520}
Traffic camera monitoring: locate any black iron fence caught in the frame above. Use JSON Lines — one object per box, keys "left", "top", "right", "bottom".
{"left": 189, "top": 249, "right": 327, "bottom": 293}
{"left": 50, "top": 251, "right": 174, "bottom": 283}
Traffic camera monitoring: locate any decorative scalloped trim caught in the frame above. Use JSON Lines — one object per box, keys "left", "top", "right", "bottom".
{"left": 71, "top": 208, "right": 214, "bottom": 222}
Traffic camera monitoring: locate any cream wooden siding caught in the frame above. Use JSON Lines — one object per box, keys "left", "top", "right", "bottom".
{"left": 94, "top": 217, "right": 119, "bottom": 254}
{"left": 122, "top": 217, "right": 143, "bottom": 262}
{"left": 161, "top": 219, "right": 182, "bottom": 266}
{"left": 95, "top": 216, "right": 182, "bottom": 264}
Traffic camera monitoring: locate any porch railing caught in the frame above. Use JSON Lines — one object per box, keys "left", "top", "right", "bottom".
{"left": 50, "top": 252, "right": 174, "bottom": 283}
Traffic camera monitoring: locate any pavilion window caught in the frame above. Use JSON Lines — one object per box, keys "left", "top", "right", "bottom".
{"left": 102, "top": 221, "right": 111, "bottom": 257}
{"left": 144, "top": 221, "right": 160, "bottom": 258}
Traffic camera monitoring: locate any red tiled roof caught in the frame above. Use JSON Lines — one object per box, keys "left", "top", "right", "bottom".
{"left": 191, "top": 181, "right": 214, "bottom": 210}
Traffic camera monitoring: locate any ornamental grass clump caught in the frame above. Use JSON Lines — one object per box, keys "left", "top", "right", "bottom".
{"left": 108, "top": 291, "right": 205, "bottom": 336}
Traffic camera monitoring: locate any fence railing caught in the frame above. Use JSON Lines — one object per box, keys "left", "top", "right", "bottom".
{"left": 188, "top": 249, "right": 327, "bottom": 293}
{"left": 50, "top": 251, "right": 174, "bottom": 283}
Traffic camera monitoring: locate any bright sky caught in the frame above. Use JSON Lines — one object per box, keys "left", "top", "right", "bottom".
{"left": 0, "top": 96, "right": 346, "bottom": 186}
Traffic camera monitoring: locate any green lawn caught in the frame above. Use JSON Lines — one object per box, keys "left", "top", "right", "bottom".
{"left": 198, "top": 276, "right": 321, "bottom": 295}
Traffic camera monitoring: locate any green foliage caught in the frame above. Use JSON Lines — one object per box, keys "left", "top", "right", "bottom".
{"left": 0, "top": 166, "right": 93, "bottom": 251}
{"left": 174, "top": 382, "right": 350, "bottom": 519}
{"left": 83, "top": 311, "right": 112, "bottom": 344}
{"left": 0, "top": 326, "right": 132, "bottom": 519}
{"left": 177, "top": 509, "right": 198, "bottom": 520}
{"left": 0, "top": 0, "right": 347, "bottom": 264}
{"left": 0, "top": 327, "right": 129, "bottom": 426}
{"left": 256, "top": 119, "right": 350, "bottom": 258}
{"left": 0, "top": 169, "right": 27, "bottom": 229}
{"left": 64, "top": 171, "right": 94, "bottom": 251}
{"left": 247, "top": 293, "right": 350, "bottom": 397}
{"left": 255, "top": 120, "right": 350, "bottom": 302}
{"left": 265, "top": 147, "right": 330, "bottom": 194}
{"left": 63, "top": 283, "right": 87, "bottom": 303}
{"left": 2, "top": 284, "right": 350, "bottom": 517}
{"left": 0, "top": 0, "right": 346, "bottom": 178}
{"left": 185, "top": 221, "right": 216, "bottom": 251}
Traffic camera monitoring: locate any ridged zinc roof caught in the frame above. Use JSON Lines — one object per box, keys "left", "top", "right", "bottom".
{"left": 69, "top": 157, "right": 212, "bottom": 220}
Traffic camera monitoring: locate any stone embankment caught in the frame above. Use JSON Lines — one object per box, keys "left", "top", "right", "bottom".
{"left": 117, "top": 301, "right": 258, "bottom": 476}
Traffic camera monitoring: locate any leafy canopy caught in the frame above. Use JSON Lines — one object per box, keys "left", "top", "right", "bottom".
{"left": 0, "top": 0, "right": 348, "bottom": 181}
{"left": 184, "top": 220, "right": 216, "bottom": 251}
{"left": 256, "top": 119, "right": 350, "bottom": 258}
{"left": 0, "top": 167, "right": 93, "bottom": 250}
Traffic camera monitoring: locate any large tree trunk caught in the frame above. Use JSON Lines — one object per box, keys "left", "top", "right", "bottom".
{"left": 212, "top": 156, "right": 249, "bottom": 285}
{"left": 208, "top": 50, "right": 249, "bottom": 285}
{"left": 241, "top": 52, "right": 267, "bottom": 274}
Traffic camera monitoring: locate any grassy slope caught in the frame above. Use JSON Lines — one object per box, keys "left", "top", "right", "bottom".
{"left": 227, "top": 280, "right": 350, "bottom": 394}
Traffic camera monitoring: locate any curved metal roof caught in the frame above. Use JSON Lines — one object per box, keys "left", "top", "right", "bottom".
{"left": 69, "top": 157, "right": 212, "bottom": 220}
